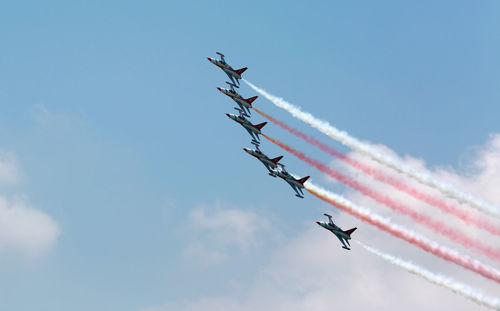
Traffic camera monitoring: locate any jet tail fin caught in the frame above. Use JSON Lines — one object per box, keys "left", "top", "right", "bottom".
{"left": 343, "top": 227, "right": 357, "bottom": 237}
{"left": 270, "top": 155, "right": 283, "bottom": 164}
{"left": 245, "top": 96, "right": 258, "bottom": 104}
{"left": 297, "top": 176, "right": 310, "bottom": 185}
{"left": 235, "top": 67, "right": 248, "bottom": 75}
{"left": 254, "top": 122, "right": 267, "bottom": 130}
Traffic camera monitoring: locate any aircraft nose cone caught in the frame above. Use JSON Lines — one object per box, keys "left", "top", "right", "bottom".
{"left": 316, "top": 221, "right": 321, "bottom": 225}
{"left": 226, "top": 113, "right": 230, "bottom": 118}
{"left": 243, "top": 148, "right": 248, "bottom": 152}
{"left": 217, "top": 87, "right": 222, "bottom": 91}
{"left": 207, "top": 57, "right": 212, "bottom": 62}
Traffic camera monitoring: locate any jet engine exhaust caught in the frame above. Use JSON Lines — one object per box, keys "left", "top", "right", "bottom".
{"left": 357, "top": 241, "right": 500, "bottom": 310}
{"left": 305, "top": 182, "right": 500, "bottom": 285}
{"left": 254, "top": 107, "right": 500, "bottom": 237}
{"left": 245, "top": 79, "right": 500, "bottom": 218}
{"left": 263, "top": 133, "right": 500, "bottom": 261}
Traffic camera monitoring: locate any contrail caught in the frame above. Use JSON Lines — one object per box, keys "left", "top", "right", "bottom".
{"left": 305, "top": 182, "right": 500, "bottom": 284}
{"left": 357, "top": 241, "right": 500, "bottom": 310}
{"left": 254, "top": 107, "right": 500, "bottom": 237}
{"left": 245, "top": 80, "right": 500, "bottom": 218}
{"left": 263, "top": 133, "right": 500, "bottom": 261}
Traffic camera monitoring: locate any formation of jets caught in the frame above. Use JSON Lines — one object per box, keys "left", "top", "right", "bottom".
{"left": 208, "top": 52, "right": 357, "bottom": 250}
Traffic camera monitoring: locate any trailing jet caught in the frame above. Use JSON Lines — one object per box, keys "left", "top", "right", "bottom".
{"left": 243, "top": 142, "right": 283, "bottom": 176}
{"left": 316, "top": 214, "right": 357, "bottom": 250}
{"left": 226, "top": 111, "right": 267, "bottom": 142}
{"left": 207, "top": 52, "right": 247, "bottom": 85}
{"left": 269, "top": 167, "right": 309, "bottom": 198}
{"left": 218, "top": 82, "right": 258, "bottom": 117}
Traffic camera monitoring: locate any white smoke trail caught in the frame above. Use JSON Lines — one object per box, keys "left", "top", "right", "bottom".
{"left": 357, "top": 241, "right": 500, "bottom": 310}
{"left": 305, "top": 182, "right": 500, "bottom": 284}
{"left": 244, "top": 79, "right": 500, "bottom": 218}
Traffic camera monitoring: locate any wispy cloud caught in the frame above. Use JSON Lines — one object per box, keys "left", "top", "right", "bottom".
{"left": 0, "top": 151, "right": 21, "bottom": 185}
{"left": 183, "top": 201, "right": 272, "bottom": 265}
{"left": 144, "top": 134, "right": 500, "bottom": 311}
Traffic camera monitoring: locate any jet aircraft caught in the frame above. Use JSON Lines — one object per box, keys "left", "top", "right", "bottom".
{"left": 218, "top": 82, "right": 258, "bottom": 117}
{"left": 207, "top": 52, "right": 247, "bottom": 85}
{"left": 243, "top": 141, "right": 283, "bottom": 175}
{"left": 269, "top": 167, "right": 309, "bottom": 198}
{"left": 226, "top": 111, "right": 267, "bottom": 143}
{"left": 316, "top": 214, "right": 357, "bottom": 250}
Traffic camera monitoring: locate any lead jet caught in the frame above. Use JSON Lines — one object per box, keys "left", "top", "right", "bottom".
{"left": 226, "top": 111, "right": 267, "bottom": 143}
{"left": 269, "top": 167, "right": 309, "bottom": 198}
{"left": 243, "top": 142, "right": 283, "bottom": 176}
{"left": 207, "top": 52, "right": 247, "bottom": 85}
{"left": 316, "top": 214, "right": 357, "bottom": 250}
{"left": 218, "top": 82, "right": 258, "bottom": 117}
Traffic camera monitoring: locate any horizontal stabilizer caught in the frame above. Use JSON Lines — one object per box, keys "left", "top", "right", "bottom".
{"left": 245, "top": 96, "right": 258, "bottom": 104}
{"left": 235, "top": 67, "right": 248, "bottom": 75}
{"left": 297, "top": 176, "right": 310, "bottom": 185}
{"left": 343, "top": 227, "right": 357, "bottom": 237}
{"left": 254, "top": 122, "right": 267, "bottom": 130}
{"left": 270, "top": 155, "right": 283, "bottom": 164}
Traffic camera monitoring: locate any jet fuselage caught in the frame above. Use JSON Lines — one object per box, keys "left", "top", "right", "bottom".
{"left": 226, "top": 113, "right": 264, "bottom": 142}
{"left": 243, "top": 148, "right": 278, "bottom": 169}
{"left": 217, "top": 87, "right": 250, "bottom": 108}
{"left": 316, "top": 221, "right": 351, "bottom": 240}
{"left": 208, "top": 58, "right": 242, "bottom": 80}
{"left": 273, "top": 170, "right": 304, "bottom": 189}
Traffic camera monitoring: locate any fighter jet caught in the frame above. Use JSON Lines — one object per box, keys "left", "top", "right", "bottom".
{"left": 316, "top": 214, "right": 357, "bottom": 250}
{"left": 218, "top": 82, "right": 258, "bottom": 117}
{"left": 207, "top": 52, "right": 247, "bottom": 85}
{"left": 243, "top": 141, "right": 283, "bottom": 176}
{"left": 269, "top": 166, "right": 309, "bottom": 198}
{"left": 226, "top": 111, "right": 267, "bottom": 142}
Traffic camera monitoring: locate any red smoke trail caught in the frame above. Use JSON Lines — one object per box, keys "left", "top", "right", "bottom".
{"left": 263, "top": 133, "right": 500, "bottom": 262}
{"left": 305, "top": 183, "right": 500, "bottom": 285}
{"left": 254, "top": 107, "right": 500, "bottom": 237}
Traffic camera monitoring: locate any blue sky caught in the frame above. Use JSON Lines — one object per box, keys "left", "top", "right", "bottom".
{"left": 1, "top": 1, "right": 499, "bottom": 310}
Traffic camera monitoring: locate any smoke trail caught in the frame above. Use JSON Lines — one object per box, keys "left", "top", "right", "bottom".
{"left": 357, "top": 241, "right": 500, "bottom": 310}
{"left": 263, "top": 133, "right": 500, "bottom": 261}
{"left": 245, "top": 80, "right": 500, "bottom": 218}
{"left": 305, "top": 182, "right": 500, "bottom": 284}
{"left": 254, "top": 107, "right": 500, "bottom": 237}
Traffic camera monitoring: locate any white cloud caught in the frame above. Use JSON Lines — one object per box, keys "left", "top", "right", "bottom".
{"left": 0, "top": 196, "right": 60, "bottom": 258}
{"left": 0, "top": 148, "right": 60, "bottom": 258}
{"left": 143, "top": 135, "right": 500, "bottom": 311}
{"left": 144, "top": 221, "right": 500, "bottom": 311}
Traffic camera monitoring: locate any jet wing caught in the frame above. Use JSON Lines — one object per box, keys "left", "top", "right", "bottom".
{"left": 287, "top": 181, "right": 304, "bottom": 198}
{"left": 244, "top": 105, "right": 252, "bottom": 116}
{"left": 258, "top": 159, "right": 271, "bottom": 171}
{"left": 245, "top": 128, "right": 257, "bottom": 141}
{"left": 334, "top": 233, "right": 350, "bottom": 250}
{"left": 226, "top": 72, "right": 237, "bottom": 85}
{"left": 236, "top": 102, "right": 248, "bottom": 115}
